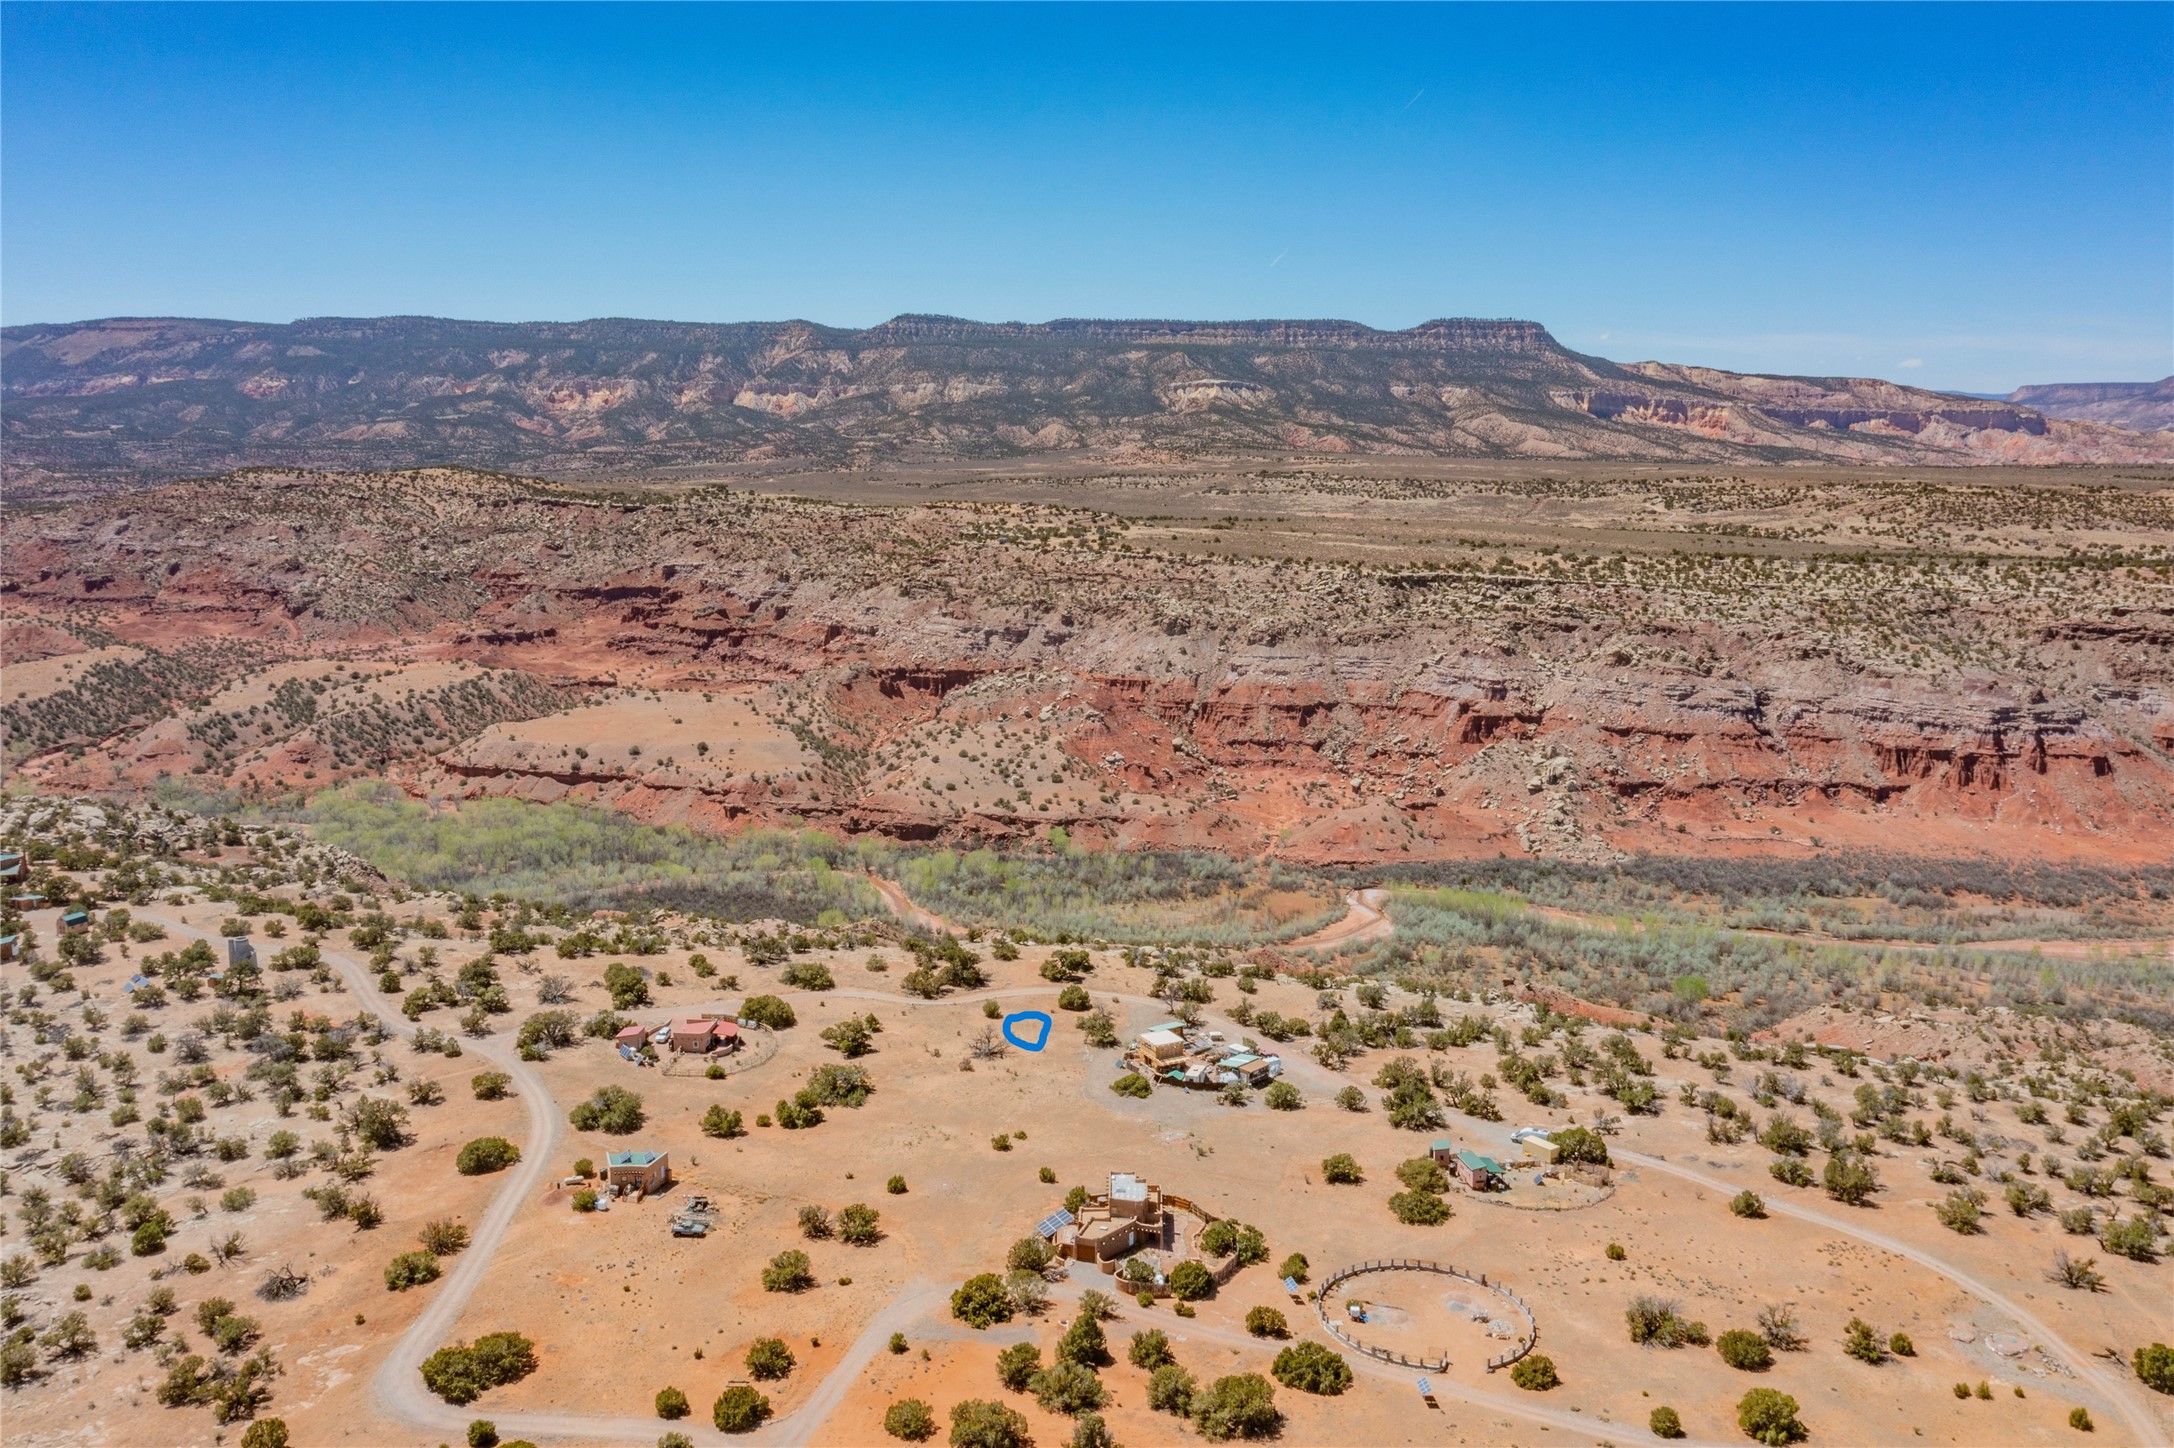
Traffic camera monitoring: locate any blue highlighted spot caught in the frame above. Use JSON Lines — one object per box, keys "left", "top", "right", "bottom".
{"left": 1001, "top": 1010, "right": 1052, "bottom": 1052}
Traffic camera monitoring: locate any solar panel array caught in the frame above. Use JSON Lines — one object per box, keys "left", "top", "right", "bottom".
{"left": 1035, "top": 1208, "right": 1076, "bottom": 1238}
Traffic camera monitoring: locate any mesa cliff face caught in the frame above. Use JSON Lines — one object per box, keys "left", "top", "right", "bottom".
{"left": 5, "top": 315, "right": 2169, "bottom": 493}
{"left": 5, "top": 469, "right": 2169, "bottom": 867}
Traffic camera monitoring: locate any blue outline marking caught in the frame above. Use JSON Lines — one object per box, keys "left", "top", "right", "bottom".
{"left": 1001, "top": 1010, "right": 1053, "bottom": 1052}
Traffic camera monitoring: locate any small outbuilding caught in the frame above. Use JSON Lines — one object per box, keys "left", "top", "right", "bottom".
{"left": 226, "top": 937, "right": 256, "bottom": 969}
{"left": 1427, "top": 1138, "right": 1457, "bottom": 1167}
{"left": 0, "top": 851, "right": 24, "bottom": 881}
{"left": 604, "top": 1150, "right": 671, "bottom": 1194}
{"left": 58, "top": 909, "right": 89, "bottom": 935}
{"left": 0, "top": 934, "right": 20, "bottom": 963}
{"left": 613, "top": 1023, "right": 650, "bottom": 1051}
{"left": 1454, "top": 1149, "right": 1505, "bottom": 1191}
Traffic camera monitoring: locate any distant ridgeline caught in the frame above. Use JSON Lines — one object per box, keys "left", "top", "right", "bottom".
{"left": 5, "top": 312, "right": 2166, "bottom": 487}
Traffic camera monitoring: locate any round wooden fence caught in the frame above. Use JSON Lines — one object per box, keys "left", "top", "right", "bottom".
{"left": 1314, "top": 1257, "right": 1539, "bottom": 1373}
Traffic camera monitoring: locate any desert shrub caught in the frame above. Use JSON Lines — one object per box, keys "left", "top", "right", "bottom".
{"left": 701, "top": 1105, "right": 744, "bottom": 1139}
{"left": 1321, "top": 1153, "right": 1363, "bottom": 1184}
{"left": 740, "top": 995, "right": 796, "bottom": 1030}
{"left": 745, "top": 1336, "right": 795, "bottom": 1380}
{"left": 1264, "top": 1081, "right": 1302, "bottom": 1110}
{"left": 1031, "top": 1359, "right": 1108, "bottom": 1414}
{"left": 571, "top": 1188, "right": 598, "bottom": 1213}
{"left": 711, "top": 1385, "right": 771, "bottom": 1433}
{"left": 888, "top": 1174, "right": 908, "bottom": 1194}
{"left": 241, "top": 1421, "right": 290, "bottom": 1448}
{"left": 840, "top": 1202, "right": 883, "bottom": 1245}
{"left": 805, "top": 1062, "right": 875, "bottom": 1107}
{"left": 1278, "top": 1252, "right": 1309, "bottom": 1283}
{"left": 568, "top": 1085, "right": 644, "bottom": 1134}
{"left": 762, "top": 1250, "right": 813, "bottom": 1293}
{"left": 2134, "top": 1342, "right": 2174, "bottom": 1395}
{"left": 1336, "top": 1085, "right": 1367, "bottom": 1112}
{"left": 781, "top": 960, "right": 835, "bottom": 991}
{"left": 1270, "top": 1341, "right": 1350, "bottom": 1394}
{"left": 1057, "top": 984, "right": 1091, "bottom": 1012}
{"left": 1891, "top": 1332, "right": 1915, "bottom": 1356}
{"left": 1510, "top": 1354, "right": 1558, "bottom": 1391}
{"left": 2070, "top": 1407, "right": 2094, "bottom": 1431}
{"left": 820, "top": 1017, "right": 875, "bottom": 1056}
{"left": 1056, "top": 1312, "right": 1109, "bottom": 1367}
{"left": 469, "top": 1421, "right": 499, "bottom": 1447}
{"left": 1935, "top": 1187, "right": 1985, "bottom": 1234}
{"left": 799, "top": 1205, "right": 834, "bottom": 1240}
{"left": 1650, "top": 1406, "right": 1685, "bottom": 1439}
{"left": 1769, "top": 1158, "right": 1813, "bottom": 1188}
{"left": 1245, "top": 1306, "right": 1289, "bottom": 1338}
{"left": 1390, "top": 1190, "right": 1451, "bottom": 1225}
{"left": 1823, "top": 1152, "right": 1880, "bottom": 1205}
{"left": 1626, "top": 1296, "right": 1708, "bottom": 1348}
{"left": 1737, "top": 1387, "right": 1806, "bottom": 1445}
{"left": 655, "top": 1386, "right": 690, "bottom": 1419}
{"left": 1841, "top": 1317, "right": 1886, "bottom": 1363}
{"left": 2102, "top": 1214, "right": 2163, "bottom": 1262}
{"left": 1130, "top": 1329, "right": 1175, "bottom": 1369}
{"left": 1168, "top": 1260, "right": 1213, "bottom": 1301}
{"left": 1110, "top": 1072, "right": 1153, "bottom": 1099}
{"left": 1718, "top": 1330, "right": 1773, "bottom": 1371}
{"left": 1396, "top": 1157, "right": 1449, "bottom": 1193}
{"left": 952, "top": 1273, "right": 1014, "bottom": 1327}
{"left": 1190, "top": 1372, "right": 1281, "bottom": 1440}
{"left": 883, "top": 1398, "right": 937, "bottom": 1441}
{"left": 384, "top": 1251, "right": 442, "bottom": 1291}
{"left": 1550, "top": 1126, "right": 1610, "bottom": 1165}
{"left": 419, "top": 1330, "right": 538, "bottom": 1406}
{"left": 456, "top": 1137, "right": 520, "bottom": 1175}
{"left": 995, "top": 1341, "right": 1042, "bottom": 1391}
{"left": 1149, "top": 1363, "right": 1197, "bottom": 1414}
{"left": 949, "top": 1398, "right": 1032, "bottom": 1448}
{"left": 1007, "top": 1235, "right": 1054, "bottom": 1273}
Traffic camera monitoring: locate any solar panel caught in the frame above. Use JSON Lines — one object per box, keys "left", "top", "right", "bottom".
{"left": 1035, "top": 1208, "right": 1075, "bottom": 1239}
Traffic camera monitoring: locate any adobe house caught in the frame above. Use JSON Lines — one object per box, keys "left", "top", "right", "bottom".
{"left": 1057, "top": 1172, "right": 1174, "bottom": 1263}
{"left": 613, "top": 1023, "right": 650, "bottom": 1054}
{"left": 668, "top": 1017, "right": 740, "bottom": 1054}
{"left": 604, "top": 1150, "right": 671, "bottom": 1194}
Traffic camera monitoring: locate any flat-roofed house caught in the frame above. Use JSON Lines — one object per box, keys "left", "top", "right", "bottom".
{"left": 604, "top": 1150, "right": 671, "bottom": 1194}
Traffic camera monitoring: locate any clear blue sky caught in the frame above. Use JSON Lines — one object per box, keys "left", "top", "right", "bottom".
{"left": 4, "top": 2, "right": 2168, "bottom": 392}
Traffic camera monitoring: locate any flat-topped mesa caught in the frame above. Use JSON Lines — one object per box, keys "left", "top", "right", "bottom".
{"left": 859, "top": 314, "right": 1570, "bottom": 354}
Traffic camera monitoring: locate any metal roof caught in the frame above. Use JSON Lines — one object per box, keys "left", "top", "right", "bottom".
{"left": 1457, "top": 1150, "right": 1504, "bottom": 1173}
{"left": 1110, "top": 1172, "right": 1148, "bottom": 1202}
{"left": 606, "top": 1151, "right": 663, "bottom": 1167}
{"left": 1035, "top": 1208, "right": 1075, "bottom": 1239}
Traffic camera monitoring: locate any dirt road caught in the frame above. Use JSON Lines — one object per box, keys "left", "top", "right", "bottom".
{"left": 1285, "top": 887, "right": 1392, "bottom": 951}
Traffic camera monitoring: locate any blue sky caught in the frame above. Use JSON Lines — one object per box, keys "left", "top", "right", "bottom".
{"left": 3, "top": 3, "right": 2167, "bottom": 392}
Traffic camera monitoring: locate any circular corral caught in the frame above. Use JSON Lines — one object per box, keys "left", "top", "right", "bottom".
{"left": 1316, "top": 1258, "right": 1539, "bottom": 1374}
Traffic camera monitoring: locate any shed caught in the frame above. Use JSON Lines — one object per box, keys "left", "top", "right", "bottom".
{"left": 1138, "top": 1029, "right": 1185, "bottom": 1063}
{"left": 1455, "top": 1149, "right": 1504, "bottom": 1191}
{"left": 669, "top": 1017, "right": 739, "bottom": 1054}
{"left": 604, "top": 1150, "right": 671, "bottom": 1193}
{"left": 0, "top": 851, "right": 23, "bottom": 881}
{"left": 613, "top": 1023, "right": 649, "bottom": 1050}
{"left": 1427, "top": 1138, "right": 1457, "bottom": 1166}
{"left": 58, "top": 909, "right": 89, "bottom": 934}
{"left": 0, "top": 935, "right": 19, "bottom": 963}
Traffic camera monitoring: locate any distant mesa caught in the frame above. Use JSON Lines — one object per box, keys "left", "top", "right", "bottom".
{"left": 2, "top": 312, "right": 2169, "bottom": 492}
